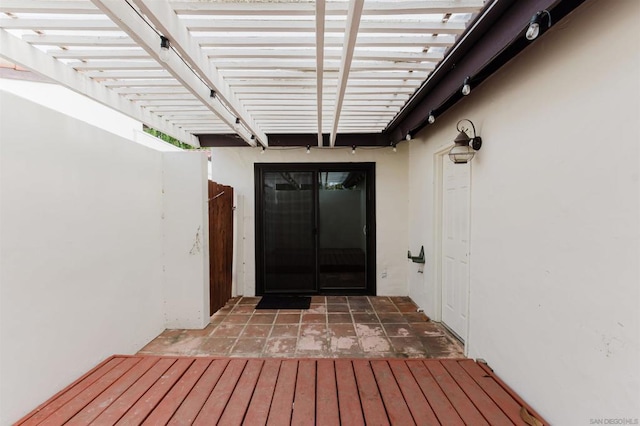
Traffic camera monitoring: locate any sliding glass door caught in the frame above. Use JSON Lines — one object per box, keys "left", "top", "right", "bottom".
{"left": 255, "top": 163, "right": 375, "bottom": 295}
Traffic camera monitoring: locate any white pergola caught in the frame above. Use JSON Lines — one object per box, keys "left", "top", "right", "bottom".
{"left": 0, "top": 0, "right": 485, "bottom": 148}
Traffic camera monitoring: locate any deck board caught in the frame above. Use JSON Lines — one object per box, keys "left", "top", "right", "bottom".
{"left": 316, "top": 360, "right": 340, "bottom": 426}
{"left": 16, "top": 356, "right": 548, "bottom": 425}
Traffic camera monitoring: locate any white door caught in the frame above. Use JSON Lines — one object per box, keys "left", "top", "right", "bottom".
{"left": 441, "top": 155, "right": 471, "bottom": 341}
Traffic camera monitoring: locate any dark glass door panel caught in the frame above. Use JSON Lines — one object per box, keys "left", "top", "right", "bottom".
{"left": 318, "top": 171, "right": 367, "bottom": 290}
{"left": 263, "top": 171, "right": 316, "bottom": 293}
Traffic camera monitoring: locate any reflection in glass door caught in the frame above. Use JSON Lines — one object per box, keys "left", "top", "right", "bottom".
{"left": 318, "top": 171, "right": 367, "bottom": 290}
{"left": 263, "top": 171, "right": 315, "bottom": 293}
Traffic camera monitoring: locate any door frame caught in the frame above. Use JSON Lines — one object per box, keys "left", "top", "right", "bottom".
{"left": 254, "top": 162, "right": 377, "bottom": 296}
{"left": 433, "top": 148, "right": 472, "bottom": 348}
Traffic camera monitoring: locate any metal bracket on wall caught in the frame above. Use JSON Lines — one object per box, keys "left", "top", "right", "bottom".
{"left": 407, "top": 246, "right": 425, "bottom": 264}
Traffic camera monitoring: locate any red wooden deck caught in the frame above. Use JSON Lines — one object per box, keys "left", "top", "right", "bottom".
{"left": 16, "top": 356, "right": 547, "bottom": 425}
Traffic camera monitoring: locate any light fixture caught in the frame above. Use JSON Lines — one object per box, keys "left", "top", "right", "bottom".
{"left": 210, "top": 90, "right": 216, "bottom": 98}
{"left": 159, "top": 36, "right": 171, "bottom": 62}
{"left": 392, "top": 143, "right": 397, "bottom": 153}
{"left": 260, "top": 146, "right": 266, "bottom": 154}
{"left": 405, "top": 133, "right": 412, "bottom": 141}
{"left": 306, "top": 145, "right": 311, "bottom": 154}
{"left": 526, "top": 10, "right": 551, "bottom": 41}
{"left": 427, "top": 111, "right": 436, "bottom": 124}
{"left": 461, "top": 76, "right": 471, "bottom": 96}
{"left": 448, "top": 119, "right": 482, "bottom": 164}
{"left": 351, "top": 145, "right": 356, "bottom": 155}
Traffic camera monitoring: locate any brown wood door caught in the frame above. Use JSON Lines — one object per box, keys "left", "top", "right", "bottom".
{"left": 208, "top": 180, "right": 234, "bottom": 315}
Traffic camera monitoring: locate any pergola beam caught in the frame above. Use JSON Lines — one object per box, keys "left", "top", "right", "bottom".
{"left": 90, "top": 0, "right": 263, "bottom": 146}
{"left": 183, "top": 19, "right": 465, "bottom": 34}
{"left": 316, "top": 0, "right": 325, "bottom": 147}
{"left": 330, "top": 0, "right": 365, "bottom": 147}
{"left": 0, "top": 29, "right": 197, "bottom": 146}
{"left": 171, "top": 1, "right": 484, "bottom": 16}
{"left": 130, "top": 0, "right": 267, "bottom": 146}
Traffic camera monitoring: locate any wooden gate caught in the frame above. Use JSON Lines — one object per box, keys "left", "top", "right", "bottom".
{"left": 208, "top": 180, "right": 234, "bottom": 315}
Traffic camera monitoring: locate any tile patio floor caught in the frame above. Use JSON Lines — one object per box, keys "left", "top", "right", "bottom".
{"left": 138, "top": 296, "right": 464, "bottom": 359}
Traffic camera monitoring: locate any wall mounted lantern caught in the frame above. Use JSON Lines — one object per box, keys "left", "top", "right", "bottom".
{"left": 449, "top": 119, "right": 482, "bottom": 164}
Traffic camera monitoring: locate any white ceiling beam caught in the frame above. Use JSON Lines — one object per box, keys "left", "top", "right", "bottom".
{"left": 89, "top": 0, "right": 260, "bottom": 145}
{"left": 113, "top": 87, "right": 189, "bottom": 94}
{"left": 226, "top": 79, "right": 419, "bottom": 88}
{"left": 83, "top": 70, "right": 172, "bottom": 79}
{"left": 102, "top": 79, "right": 182, "bottom": 87}
{"left": 171, "top": 1, "right": 483, "bottom": 16}
{"left": 0, "top": 29, "right": 197, "bottom": 146}
{"left": 315, "top": 0, "right": 325, "bottom": 147}
{"left": 129, "top": 0, "right": 267, "bottom": 146}
{"left": 48, "top": 49, "right": 150, "bottom": 60}
{"left": 330, "top": 0, "right": 365, "bottom": 147}
{"left": 0, "top": 18, "right": 118, "bottom": 30}
{"left": 0, "top": 1, "right": 101, "bottom": 14}
{"left": 183, "top": 19, "right": 465, "bottom": 34}
{"left": 126, "top": 94, "right": 198, "bottom": 101}
{"left": 68, "top": 61, "right": 162, "bottom": 70}
{"left": 213, "top": 60, "right": 436, "bottom": 72}
{"left": 220, "top": 70, "right": 429, "bottom": 80}
{"left": 205, "top": 48, "right": 443, "bottom": 62}
{"left": 231, "top": 86, "right": 416, "bottom": 94}
{"left": 194, "top": 35, "right": 456, "bottom": 48}
{"left": 236, "top": 93, "right": 410, "bottom": 102}
{"left": 22, "top": 35, "right": 136, "bottom": 47}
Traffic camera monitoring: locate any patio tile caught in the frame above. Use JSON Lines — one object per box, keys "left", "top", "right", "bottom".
{"left": 248, "top": 313, "right": 276, "bottom": 324}
{"left": 348, "top": 304, "right": 374, "bottom": 313}
{"left": 300, "top": 324, "right": 328, "bottom": 337}
{"left": 210, "top": 314, "right": 227, "bottom": 325}
{"left": 382, "top": 323, "right": 414, "bottom": 337}
{"left": 327, "top": 304, "right": 350, "bottom": 313}
{"left": 354, "top": 323, "right": 384, "bottom": 337}
{"left": 241, "top": 324, "right": 272, "bottom": 338}
{"left": 389, "top": 337, "right": 426, "bottom": 354}
{"left": 265, "top": 337, "right": 298, "bottom": 355}
{"left": 270, "top": 324, "right": 299, "bottom": 338}
{"left": 238, "top": 297, "right": 261, "bottom": 305}
{"left": 390, "top": 296, "right": 413, "bottom": 304}
{"left": 225, "top": 314, "right": 252, "bottom": 324}
{"left": 296, "top": 335, "right": 328, "bottom": 353}
{"left": 395, "top": 303, "right": 419, "bottom": 313}
{"left": 403, "top": 312, "right": 430, "bottom": 323}
{"left": 231, "top": 305, "right": 256, "bottom": 314}
{"left": 410, "top": 322, "right": 447, "bottom": 337}
{"left": 329, "top": 324, "right": 357, "bottom": 337}
{"left": 306, "top": 304, "right": 327, "bottom": 314}
{"left": 352, "top": 313, "right": 379, "bottom": 323}
{"left": 211, "top": 324, "right": 246, "bottom": 338}
{"left": 377, "top": 313, "right": 408, "bottom": 324}
{"left": 373, "top": 304, "right": 400, "bottom": 313}
{"left": 327, "top": 313, "right": 353, "bottom": 324}
{"left": 275, "top": 313, "right": 301, "bottom": 324}
{"left": 138, "top": 296, "right": 463, "bottom": 360}
{"left": 192, "top": 337, "right": 236, "bottom": 355}
{"left": 329, "top": 336, "right": 360, "bottom": 353}
{"left": 421, "top": 336, "right": 464, "bottom": 358}
{"left": 231, "top": 338, "right": 266, "bottom": 354}
{"left": 359, "top": 336, "right": 392, "bottom": 353}
{"left": 301, "top": 313, "right": 326, "bottom": 324}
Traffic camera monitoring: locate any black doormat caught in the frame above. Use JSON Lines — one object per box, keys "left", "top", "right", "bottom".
{"left": 255, "top": 295, "right": 311, "bottom": 310}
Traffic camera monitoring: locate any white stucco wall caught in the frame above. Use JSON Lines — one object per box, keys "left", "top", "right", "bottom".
{"left": 209, "top": 146, "right": 409, "bottom": 297}
{"left": 0, "top": 85, "right": 209, "bottom": 423}
{"left": 162, "top": 151, "right": 210, "bottom": 329}
{"left": 407, "top": 0, "right": 639, "bottom": 423}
